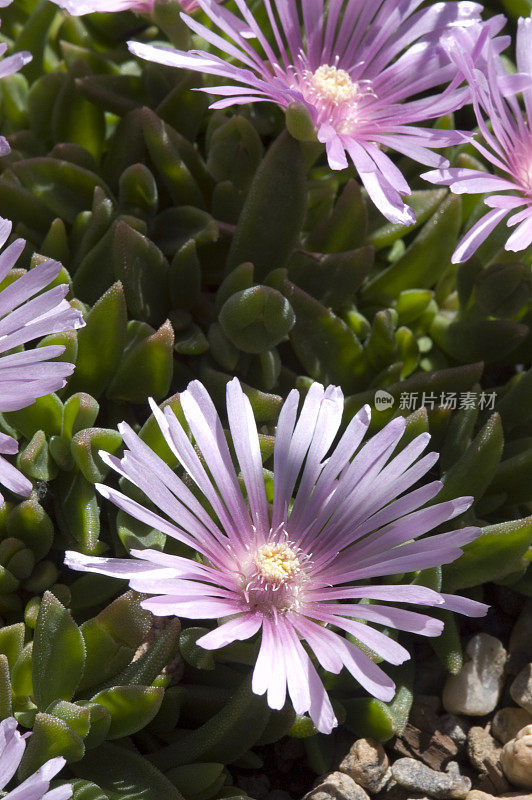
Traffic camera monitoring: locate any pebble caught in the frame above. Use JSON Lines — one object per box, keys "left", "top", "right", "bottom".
{"left": 378, "top": 783, "right": 431, "bottom": 800}
{"left": 467, "top": 727, "right": 502, "bottom": 773}
{"left": 440, "top": 715, "right": 470, "bottom": 746}
{"left": 466, "top": 727, "right": 509, "bottom": 794}
{"left": 338, "top": 738, "right": 390, "bottom": 794}
{"left": 511, "top": 666, "right": 532, "bottom": 715}
{"left": 501, "top": 725, "right": 532, "bottom": 789}
{"left": 391, "top": 757, "right": 471, "bottom": 799}
{"left": 493, "top": 708, "right": 532, "bottom": 745}
{"left": 466, "top": 792, "right": 532, "bottom": 800}
{"left": 304, "top": 772, "right": 371, "bottom": 800}
{"left": 443, "top": 634, "right": 508, "bottom": 716}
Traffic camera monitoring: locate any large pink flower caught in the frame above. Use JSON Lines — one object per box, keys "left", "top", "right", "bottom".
{"left": 66, "top": 379, "right": 487, "bottom": 734}
{"left": 128, "top": 0, "right": 505, "bottom": 225}
{"left": 423, "top": 16, "right": 532, "bottom": 262}
{"left": 0, "top": 218, "right": 84, "bottom": 502}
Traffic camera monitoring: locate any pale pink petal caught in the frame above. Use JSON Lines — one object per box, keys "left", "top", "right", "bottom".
{"left": 196, "top": 614, "right": 262, "bottom": 649}
{"left": 505, "top": 215, "right": 532, "bottom": 253}
{"left": 452, "top": 208, "right": 509, "bottom": 264}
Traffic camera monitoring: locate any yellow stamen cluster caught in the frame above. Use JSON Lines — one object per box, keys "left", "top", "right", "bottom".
{"left": 255, "top": 542, "right": 300, "bottom": 585}
{"left": 310, "top": 64, "right": 358, "bottom": 105}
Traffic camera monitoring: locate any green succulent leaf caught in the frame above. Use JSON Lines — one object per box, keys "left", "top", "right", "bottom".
{"left": 107, "top": 320, "right": 174, "bottom": 403}
{"left": 219, "top": 286, "right": 295, "bottom": 354}
{"left": 108, "top": 618, "right": 181, "bottom": 688}
{"left": 0, "top": 655, "right": 12, "bottom": 721}
{"left": 52, "top": 61, "right": 106, "bottom": 160}
{"left": 11, "top": 158, "right": 110, "bottom": 224}
{"left": 63, "top": 393, "right": 100, "bottom": 440}
{"left": 207, "top": 115, "right": 264, "bottom": 191}
{"left": 306, "top": 180, "right": 368, "bottom": 253}
{"left": 54, "top": 471, "right": 101, "bottom": 555}
{"left": 112, "top": 221, "right": 169, "bottom": 326}
{"left": 71, "top": 428, "right": 123, "bottom": 484}
{"left": 69, "top": 779, "right": 110, "bottom": 800}
{"left": 6, "top": 495, "right": 54, "bottom": 561}
{"left": 443, "top": 517, "right": 532, "bottom": 591}
{"left": 179, "top": 627, "right": 215, "bottom": 672}
{"left": 32, "top": 591, "right": 86, "bottom": 710}
{"left": 47, "top": 700, "right": 91, "bottom": 739}
{"left": 368, "top": 189, "right": 447, "bottom": 249}
{"left": 227, "top": 131, "right": 307, "bottom": 280}
{"left": 150, "top": 675, "right": 270, "bottom": 768}
{"left": 18, "top": 712, "right": 85, "bottom": 778}
{"left": 17, "top": 431, "right": 57, "bottom": 482}
{"left": 90, "top": 686, "right": 164, "bottom": 739}
{"left": 72, "top": 743, "right": 185, "bottom": 800}
{"left": 437, "top": 413, "right": 504, "bottom": 504}
{"left": 0, "top": 623, "right": 25, "bottom": 671}
{"left": 5, "top": 392, "right": 63, "bottom": 440}
{"left": 364, "top": 194, "right": 462, "bottom": 302}
{"left": 67, "top": 282, "right": 127, "bottom": 399}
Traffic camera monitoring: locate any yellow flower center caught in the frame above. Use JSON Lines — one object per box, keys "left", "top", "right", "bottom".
{"left": 255, "top": 542, "right": 300, "bottom": 585}
{"left": 310, "top": 65, "right": 358, "bottom": 106}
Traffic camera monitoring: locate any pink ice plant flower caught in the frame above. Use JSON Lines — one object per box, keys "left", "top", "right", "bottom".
{"left": 65, "top": 378, "right": 488, "bottom": 733}
{"left": 423, "top": 16, "right": 532, "bottom": 262}
{"left": 0, "top": 218, "right": 84, "bottom": 502}
{"left": 0, "top": 1, "right": 31, "bottom": 157}
{"left": 128, "top": 0, "right": 506, "bottom": 225}
{"left": 50, "top": 0, "right": 213, "bottom": 15}
{"left": 0, "top": 716, "right": 71, "bottom": 800}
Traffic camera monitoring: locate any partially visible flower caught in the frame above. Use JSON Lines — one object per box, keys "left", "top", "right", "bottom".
{"left": 423, "top": 16, "right": 532, "bottom": 263}
{"left": 49, "top": 0, "right": 216, "bottom": 15}
{"left": 66, "top": 378, "right": 487, "bottom": 734}
{"left": 50, "top": 0, "right": 154, "bottom": 12}
{"left": 0, "top": 716, "right": 71, "bottom": 800}
{"left": 0, "top": 217, "right": 85, "bottom": 502}
{"left": 0, "top": 1, "right": 31, "bottom": 157}
{"left": 128, "top": 0, "right": 505, "bottom": 225}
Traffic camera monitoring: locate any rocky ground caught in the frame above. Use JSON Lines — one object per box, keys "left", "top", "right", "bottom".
{"left": 233, "top": 592, "right": 532, "bottom": 800}
{"left": 300, "top": 595, "right": 532, "bottom": 800}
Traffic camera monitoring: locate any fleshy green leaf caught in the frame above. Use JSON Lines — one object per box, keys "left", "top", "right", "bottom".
{"left": 227, "top": 131, "right": 306, "bottom": 280}
{"left": 443, "top": 518, "right": 532, "bottom": 591}
{"left": 90, "top": 686, "right": 164, "bottom": 739}
{"left": 32, "top": 592, "right": 86, "bottom": 710}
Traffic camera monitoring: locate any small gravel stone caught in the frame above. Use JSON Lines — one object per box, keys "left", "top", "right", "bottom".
{"left": 445, "top": 763, "right": 463, "bottom": 779}
{"left": 391, "top": 757, "right": 471, "bottom": 799}
{"left": 467, "top": 727, "right": 502, "bottom": 773}
{"left": 501, "top": 725, "right": 532, "bottom": 789}
{"left": 492, "top": 708, "right": 532, "bottom": 745}
{"left": 439, "top": 715, "right": 470, "bottom": 746}
{"left": 443, "top": 634, "right": 507, "bottom": 716}
{"left": 339, "top": 738, "right": 390, "bottom": 794}
{"left": 466, "top": 792, "right": 532, "bottom": 800}
{"left": 304, "top": 772, "right": 371, "bottom": 800}
{"left": 511, "top": 665, "right": 532, "bottom": 715}
{"left": 378, "top": 785, "right": 429, "bottom": 800}
{"left": 466, "top": 727, "right": 509, "bottom": 794}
